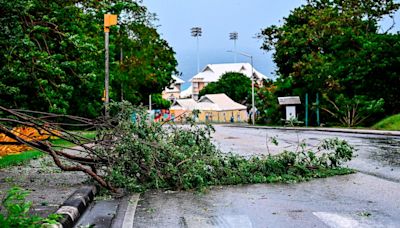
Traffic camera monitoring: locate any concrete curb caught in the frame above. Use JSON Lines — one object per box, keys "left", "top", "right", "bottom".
{"left": 55, "top": 186, "right": 97, "bottom": 228}
{"left": 226, "top": 125, "right": 400, "bottom": 136}
{"left": 111, "top": 194, "right": 141, "bottom": 228}
{"left": 121, "top": 194, "right": 140, "bottom": 228}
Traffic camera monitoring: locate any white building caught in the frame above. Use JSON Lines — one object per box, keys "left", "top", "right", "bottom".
{"left": 162, "top": 75, "right": 185, "bottom": 101}
{"left": 188, "top": 63, "right": 268, "bottom": 100}
{"left": 170, "top": 93, "right": 248, "bottom": 123}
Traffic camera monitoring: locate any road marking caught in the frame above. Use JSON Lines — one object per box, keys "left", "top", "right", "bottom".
{"left": 313, "top": 212, "right": 365, "bottom": 228}
{"left": 122, "top": 194, "right": 140, "bottom": 228}
{"left": 182, "top": 215, "right": 252, "bottom": 228}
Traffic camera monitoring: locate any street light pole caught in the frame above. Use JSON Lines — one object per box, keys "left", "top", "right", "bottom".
{"left": 227, "top": 50, "right": 256, "bottom": 125}
{"left": 250, "top": 56, "right": 255, "bottom": 126}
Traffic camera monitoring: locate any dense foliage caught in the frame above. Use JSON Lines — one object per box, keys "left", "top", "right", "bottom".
{"left": 199, "top": 72, "right": 251, "bottom": 105}
{"left": 259, "top": 0, "right": 400, "bottom": 126}
{"left": 96, "top": 103, "right": 354, "bottom": 192}
{"left": 0, "top": 0, "right": 177, "bottom": 118}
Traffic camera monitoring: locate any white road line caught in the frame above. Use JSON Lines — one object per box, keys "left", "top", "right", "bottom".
{"left": 313, "top": 212, "right": 365, "bottom": 228}
{"left": 183, "top": 215, "right": 253, "bottom": 228}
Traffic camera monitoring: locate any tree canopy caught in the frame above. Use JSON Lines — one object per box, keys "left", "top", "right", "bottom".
{"left": 0, "top": 0, "right": 177, "bottom": 117}
{"left": 199, "top": 72, "right": 251, "bottom": 105}
{"left": 260, "top": 0, "right": 400, "bottom": 126}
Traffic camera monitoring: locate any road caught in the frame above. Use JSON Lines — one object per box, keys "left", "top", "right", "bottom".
{"left": 76, "top": 125, "right": 400, "bottom": 228}
{"left": 211, "top": 125, "right": 400, "bottom": 183}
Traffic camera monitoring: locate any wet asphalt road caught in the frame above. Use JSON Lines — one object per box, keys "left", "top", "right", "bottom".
{"left": 211, "top": 126, "right": 400, "bottom": 182}
{"left": 133, "top": 173, "right": 399, "bottom": 228}
{"left": 132, "top": 126, "right": 400, "bottom": 228}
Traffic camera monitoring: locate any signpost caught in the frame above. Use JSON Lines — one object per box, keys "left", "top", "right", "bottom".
{"left": 104, "top": 14, "right": 118, "bottom": 117}
{"left": 305, "top": 93, "right": 308, "bottom": 127}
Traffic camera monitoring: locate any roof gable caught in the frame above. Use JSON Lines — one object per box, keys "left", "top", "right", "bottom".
{"left": 203, "top": 65, "right": 214, "bottom": 73}
{"left": 190, "top": 63, "right": 268, "bottom": 83}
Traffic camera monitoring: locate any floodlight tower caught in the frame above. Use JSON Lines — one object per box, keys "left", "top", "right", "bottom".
{"left": 229, "top": 32, "right": 238, "bottom": 63}
{"left": 191, "top": 27, "right": 202, "bottom": 73}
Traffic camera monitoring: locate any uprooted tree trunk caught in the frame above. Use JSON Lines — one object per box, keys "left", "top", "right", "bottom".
{"left": 0, "top": 106, "right": 118, "bottom": 192}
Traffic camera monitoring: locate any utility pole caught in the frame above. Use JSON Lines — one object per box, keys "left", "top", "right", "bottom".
{"left": 104, "top": 13, "right": 118, "bottom": 117}
{"left": 149, "top": 94, "right": 152, "bottom": 122}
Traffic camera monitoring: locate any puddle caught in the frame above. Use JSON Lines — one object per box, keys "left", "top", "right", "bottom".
{"left": 367, "top": 138, "right": 400, "bottom": 167}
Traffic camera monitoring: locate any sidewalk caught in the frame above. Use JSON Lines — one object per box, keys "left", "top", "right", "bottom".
{"left": 0, "top": 153, "right": 89, "bottom": 219}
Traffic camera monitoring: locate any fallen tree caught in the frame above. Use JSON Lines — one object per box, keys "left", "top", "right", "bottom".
{"left": 0, "top": 102, "right": 355, "bottom": 192}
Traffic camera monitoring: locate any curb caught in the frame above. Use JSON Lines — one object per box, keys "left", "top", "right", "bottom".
{"left": 226, "top": 125, "right": 400, "bottom": 136}
{"left": 111, "top": 194, "right": 140, "bottom": 228}
{"left": 54, "top": 185, "right": 97, "bottom": 228}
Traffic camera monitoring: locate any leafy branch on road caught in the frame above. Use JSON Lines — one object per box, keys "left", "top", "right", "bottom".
{"left": 0, "top": 187, "right": 61, "bottom": 227}
{"left": 0, "top": 102, "right": 355, "bottom": 193}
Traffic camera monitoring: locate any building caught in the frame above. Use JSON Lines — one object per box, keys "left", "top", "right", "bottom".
{"left": 189, "top": 63, "right": 268, "bottom": 100}
{"left": 170, "top": 93, "right": 248, "bottom": 123}
{"left": 162, "top": 75, "right": 185, "bottom": 101}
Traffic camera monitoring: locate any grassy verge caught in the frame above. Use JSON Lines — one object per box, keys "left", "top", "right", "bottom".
{"left": 0, "top": 131, "right": 95, "bottom": 169}
{"left": 372, "top": 114, "right": 400, "bottom": 131}
{"left": 0, "top": 150, "right": 43, "bottom": 169}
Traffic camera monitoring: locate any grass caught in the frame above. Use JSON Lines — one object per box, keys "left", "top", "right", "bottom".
{"left": 0, "top": 150, "right": 43, "bottom": 169}
{"left": 0, "top": 131, "right": 96, "bottom": 169}
{"left": 372, "top": 114, "right": 400, "bottom": 131}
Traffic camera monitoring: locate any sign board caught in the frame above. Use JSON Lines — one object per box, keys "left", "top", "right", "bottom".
{"left": 104, "top": 14, "right": 118, "bottom": 32}
{"left": 104, "top": 14, "right": 118, "bottom": 27}
{"left": 286, "top": 106, "right": 296, "bottom": 121}
{"left": 278, "top": 96, "right": 301, "bottom": 105}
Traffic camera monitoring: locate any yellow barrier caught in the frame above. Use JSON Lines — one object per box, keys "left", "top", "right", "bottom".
{"left": 0, "top": 127, "right": 59, "bottom": 156}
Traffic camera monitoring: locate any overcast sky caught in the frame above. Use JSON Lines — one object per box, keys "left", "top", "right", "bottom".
{"left": 143, "top": 0, "right": 399, "bottom": 88}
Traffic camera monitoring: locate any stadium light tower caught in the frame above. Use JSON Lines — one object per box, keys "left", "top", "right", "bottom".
{"left": 229, "top": 32, "right": 238, "bottom": 63}
{"left": 191, "top": 27, "right": 202, "bottom": 73}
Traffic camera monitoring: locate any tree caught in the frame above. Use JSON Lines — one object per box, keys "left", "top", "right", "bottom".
{"left": 260, "top": 0, "right": 400, "bottom": 125}
{"left": 0, "top": 0, "right": 177, "bottom": 117}
{"left": 255, "top": 79, "right": 282, "bottom": 124}
{"left": 111, "top": 8, "right": 177, "bottom": 105}
{"left": 0, "top": 0, "right": 104, "bottom": 117}
{"left": 199, "top": 72, "right": 251, "bottom": 104}
{"left": 151, "top": 94, "right": 171, "bottom": 109}
{"left": 322, "top": 94, "right": 384, "bottom": 127}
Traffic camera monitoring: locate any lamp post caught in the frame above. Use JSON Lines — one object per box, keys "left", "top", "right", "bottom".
{"left": 229, "top": 32, "right": 238, "bottom": 63}
{"left": 227, "top": 50, "right": 255, "bottom": 125}
{"left": 191, "top": 27, "right": 202, "bottom": 73}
